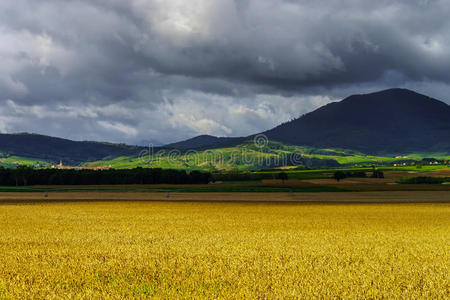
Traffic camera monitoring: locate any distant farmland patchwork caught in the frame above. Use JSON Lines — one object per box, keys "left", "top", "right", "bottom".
{"left": 0, "top": 198, "right": 449, "bottom": 298}
{"left": 82, "top": 142, "right": 450, "bottom": 170}
{"left": 2, "top": 140, "right": 450, "bottom": 170}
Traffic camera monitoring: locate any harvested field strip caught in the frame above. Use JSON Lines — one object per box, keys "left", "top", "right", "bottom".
{"left": 0, "top": 191, "right": 449, "bottom": 204}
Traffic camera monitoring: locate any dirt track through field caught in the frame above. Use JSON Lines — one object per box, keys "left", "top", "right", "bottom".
{"left": 0, "top": 191, "right": 449, "bottom": 204}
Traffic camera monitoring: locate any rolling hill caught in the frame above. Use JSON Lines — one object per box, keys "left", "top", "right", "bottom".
{"left": 82, "top": 140, "right": 450, "bottom": 171}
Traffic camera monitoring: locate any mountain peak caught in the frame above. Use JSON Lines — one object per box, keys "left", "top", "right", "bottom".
{"left": 263, "top": 89, "right": 450, "bottom": 154}
{"left": 362, "top": 88, "right": 417, "bottom": 96}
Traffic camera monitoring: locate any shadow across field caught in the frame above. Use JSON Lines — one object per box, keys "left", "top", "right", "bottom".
{"left": 0, "top": 191, "right": 449, "bottom": 204}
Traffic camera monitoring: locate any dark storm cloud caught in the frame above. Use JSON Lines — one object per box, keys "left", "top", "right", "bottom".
{"left": 0, "top": 0, "right": 449, "bottom": 143}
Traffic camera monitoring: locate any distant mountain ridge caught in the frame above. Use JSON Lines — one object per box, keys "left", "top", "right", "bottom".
{"left": 262, "top": 88, "right": 450, "bottom": 154}
{"left": 1, "top": 89, "right": 449, "bottom": 166}
{"left": 166, "top": 135, "right": 245, "bottom": 149}
{"left": 0, "top": 133, "right": 145, "bottom": 164}
{"left": 168, "top": 89, "right": 450, "bottom": 155}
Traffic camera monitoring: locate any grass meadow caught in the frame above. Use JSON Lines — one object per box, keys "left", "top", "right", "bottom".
{"left": 0, "top": 198, "right": 449, "bottom": 298}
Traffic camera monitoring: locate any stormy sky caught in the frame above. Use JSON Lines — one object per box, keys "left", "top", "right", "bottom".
{"left": 1, "top": 0, "right": 450, "bottom": 145}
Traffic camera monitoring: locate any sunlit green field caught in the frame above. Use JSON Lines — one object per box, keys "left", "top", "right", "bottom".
{"left": 0, "top": 156, "right": 51, "bottom": 168}
{"left": 82, "top": 141, "right": 450, "bottom": 170}
{"left": 0, "top": 200, "right": 448, "bottom": 298}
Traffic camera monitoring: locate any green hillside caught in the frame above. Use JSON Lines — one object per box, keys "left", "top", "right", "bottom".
{"left": 0, "top": 155, "right": 52, "bottom": 168}
{"left": 1, "top": 138, "right": 448, "bottom": 171}
{"left": 82, "top": 140, "right": 450, "bottom": 170}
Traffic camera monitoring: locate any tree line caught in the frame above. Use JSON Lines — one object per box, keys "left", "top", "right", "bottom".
{"left": 333, "top": 170, "right": 384, "bottom": 182}
{"left": 0, "top": 166, "right": 212, "bottom": 186}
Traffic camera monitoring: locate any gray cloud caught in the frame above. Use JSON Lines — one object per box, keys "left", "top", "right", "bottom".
{"left": 0, "top": 0, "right": 449, "bottom": 144}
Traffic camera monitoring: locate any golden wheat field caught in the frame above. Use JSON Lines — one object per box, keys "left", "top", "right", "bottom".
{"left": 0, "top": 198, "right": 449, "bottom": 298}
